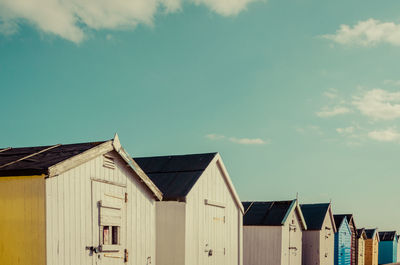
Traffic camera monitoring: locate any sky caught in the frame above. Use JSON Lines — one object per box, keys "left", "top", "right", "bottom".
{"left": 1, "top": 0, "right": 400, "bottom": 232}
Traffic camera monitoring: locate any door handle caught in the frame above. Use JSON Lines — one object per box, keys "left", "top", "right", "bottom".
{"left": 86, "top": 246, "right": 100, "bottom": 253}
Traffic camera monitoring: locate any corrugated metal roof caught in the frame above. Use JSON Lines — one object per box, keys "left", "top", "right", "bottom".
{"left": 134, "top": 153, "right": 217, "bottom": 200}
{"left": 300, "top": 203, "right": 330, "bottom": 230}
{"left": 0, "top": 141, "right": 106, "bottom": 176}
{"left": 379, "top": 231, "right": 397, "bottom": 241}
{"left": 242, "top": 200, "right": 294, "bottom": 226}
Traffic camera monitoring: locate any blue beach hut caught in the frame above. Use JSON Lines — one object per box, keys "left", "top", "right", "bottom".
{"left": 378, "top": 231, "right": 398, "bottom": 264}
{"left": 334, "top": 215, "right": 352, "bottom": 265}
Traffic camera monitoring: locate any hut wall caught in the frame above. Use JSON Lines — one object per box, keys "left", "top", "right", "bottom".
{"left": 185, "top": 160, "right": 242, "bottom": 265}
{"left": 348, "top": 221, "right": 356, "bottom": 265}
{"left": 378, "top": 240, "right": 397, "bottom": 264}
{"left": 334, "top": 221, "right": 351, "bottom": 265}
{"left": 365, "top": 237, "right": 379, "bottom": 265}
{"left": 0, "top": 175, "right": 46, "bottom": 265}
{"left": 356, "top": 237, "right": 365, "bottom": 265}
{"left": 45, "top": 151, "right": 156, "bottom": 265}
{"left": 243, "top": 226, "right": 282, "bottom": 265}
{"left": 281, "top": 209, "right": 303, "bottom": 265}
{"left": 155, "top": 201, "right": 186, "bottom": 265}
{"left": 319, "top": 213, "right": 336, "bottom": 265}
{"left": 302, "top": 230, "right": 321, "bottom": 265}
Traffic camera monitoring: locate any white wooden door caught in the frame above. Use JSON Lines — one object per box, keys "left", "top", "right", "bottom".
{"left": 289, "top": 220, "right": 299, "bottom": 265}
{"left": 91, "top": 181, "right": 127, "bottom": 265}
{"left": 204, "top": 203, "right": 226, "bottom": 265}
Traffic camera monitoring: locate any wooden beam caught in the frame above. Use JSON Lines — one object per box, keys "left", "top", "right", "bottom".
{"left": 0, "top": 144, "right": 61, "bottom": 169}
{"left": 48, "top": 141, "right": 114, "bottom": 177}
{"left": 0, "top": 147, "right": 11, "bottom": 153}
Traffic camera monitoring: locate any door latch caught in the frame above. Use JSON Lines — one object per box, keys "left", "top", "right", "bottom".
{"left": 86, "top": 246, "right": 100, "bottom": 253}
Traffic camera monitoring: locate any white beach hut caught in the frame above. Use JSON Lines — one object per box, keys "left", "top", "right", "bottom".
{"left": 0, "top": 135, "right": 162, "bottom": 265}
{"left": 242, "top": 199, "right": 307, "bottom": 265}
{"left": 135, "top": 152, "right": 244, "bottom": 265}
{"left": 300, "top": 203, "right": 337, "bottom": 265}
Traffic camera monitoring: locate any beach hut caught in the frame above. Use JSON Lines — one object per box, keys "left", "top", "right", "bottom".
{"left": 300, "top": 203, "right": 337, "bottom": 265}
{"left": 365, "top": 229, "right": 379, "bottom": 265}
{"left": 333, "top": 215, "right": 352, "bottom": 265}
{"left": 356, "top": 229, "right": 367, "bottom": 265}
{"left": 397, "top": 236, "right": 400, "bottom": 262}
{"left": 135, "top": 153, "right": 244, "bottom": 265}
{"left": 335, "top": 215, "right": 357, "bottom": 265}
{"left": 241, "top": 199, "right": 307, "bottom": 265}
{"left": 0, "top": 135, "right": 162, "bottom": 265}
{"left": 378, "top": 231, "right": 398, "bottom": 264}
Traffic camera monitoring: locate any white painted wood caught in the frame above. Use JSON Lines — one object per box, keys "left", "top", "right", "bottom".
{"left": 156, "top": 202, "right": 186, "bottom": 265}
{"left": 45, "top": 150, "right": 157, "bottom": 265}
{"left": 154, "top": 156, "right": 243, "bottom": 265}
{"left": 302, "top": 209, "right": 335, "bottom": 265}
{"left": 244, "top": 226, "right": 282, "bottom": 265}
{"left": 243, "top": 205, "right": 304, "bottom": 265}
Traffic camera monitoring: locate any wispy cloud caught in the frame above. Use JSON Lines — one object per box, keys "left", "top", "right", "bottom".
{"left": 383, "top": 80, "right": 400, "bottom": 86}
{"left": 336, "top": 126, "right": 355, "bottom": 135}
{"left": 323, "top": 88, "right": 338, "bottom": 99}
{"left": 316, "top": 106, "right": 351, "bottom": 118}
{"left": 205, "top": 134, "right": 225, "bottom": 140}
{"left": 205, "top": 134, "right": 268, "bottom": 145}
{"left": 0, "top": 0, "right": 260, "bottom": 43}
{"left": 368, "top": 128, "right": 400, "bottom": 142}
{"left": 323, "top": 19, "right": 400, "bottom": 47}
{"left": 229, "top": 137, "right": 267, "bottom": 145}
{"left": 353, "top": 89, "right": 400, "bottom": 120}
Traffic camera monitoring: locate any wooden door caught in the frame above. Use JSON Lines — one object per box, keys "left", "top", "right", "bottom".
{"left": 91, "top": 181, "right": 127, "bottom": 265}
{"left": 288, "top": 219, "right": 300, "bottom": 265}
{"left": 204, "top": 203, "right": 226, "bottom": 265}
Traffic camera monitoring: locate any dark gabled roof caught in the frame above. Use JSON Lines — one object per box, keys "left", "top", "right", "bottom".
{"left": 334, "top": 215, "right": 347, "bottom": 230}
{"left": 365, "top": 229, "right": 378, "bottom": 239}
{"left": 300, "top": 203, "right": 330, "bottom": 230}
{"left": 335, "top": 214, "right": 355, "bottom": 229}
{"left": 242, "top": 200, "right": 294, "bottom": 226}
{"left": 0, "top": 141, "right": 106, "bottom": 176}
{"left": 134, "top": 153, "right": 217, "bottom": 200}
{"left": 379, "top": 231, "right": 397, "bottom": 241}
{"left": 357, "top": 228, "right": 366, "bottom": 239}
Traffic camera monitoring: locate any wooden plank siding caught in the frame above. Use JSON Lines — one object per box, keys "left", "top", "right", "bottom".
{"left": 185, "top": 158, "right": 242, "bottom": 265}
{"left": 348, "top": 219, "right": 357, "bottom": 265}
{"left": 0, "top": 175, "right": 46, "bottom": 265}
{"left": 365, "top": 236, "right": 379, "bottom": 265}
{"left": 335, "top": 219, "right": 352, "bottom": 265}
{"left": 45, "top": 150, "right": 156, "bottom": 265}
{"left": 357, "top": 237, "right": 366, "bottom": 265}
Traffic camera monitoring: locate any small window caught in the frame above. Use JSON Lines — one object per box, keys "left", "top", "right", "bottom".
{"left": 102, "top": 226, "right": 120, "bottom": 245}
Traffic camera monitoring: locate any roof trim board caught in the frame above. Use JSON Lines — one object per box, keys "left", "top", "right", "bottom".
{"left": 282, "top": 200, "right": 308, "bottom": 230}
{"left": 212, "top": 154, "right": 244, "bottom": 214}
{"left": 0, "top": 147, "right": 11, "bottom": 153}
{"left": 48, "top": 134, "right": 163, "bottom": 201}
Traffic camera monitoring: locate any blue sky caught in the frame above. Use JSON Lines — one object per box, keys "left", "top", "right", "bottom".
{"left": 1, "top": 0, "right": 400, "bottom": 231}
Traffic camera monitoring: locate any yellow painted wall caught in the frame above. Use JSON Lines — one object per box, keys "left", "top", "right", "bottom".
{"left": 0, "top": 175, "right": 46, "bottom": 265}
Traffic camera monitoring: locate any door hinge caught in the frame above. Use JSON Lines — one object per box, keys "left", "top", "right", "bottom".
{"left": 124, "top": 249, "right": 128, "bottom": 263}
{"left": 125, "top": 192, "right": 128, "bottom": 203}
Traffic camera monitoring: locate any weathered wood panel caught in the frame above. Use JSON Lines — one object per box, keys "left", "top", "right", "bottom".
{"left": 46, "top": 151, "right": 156, "bottom": 265}
{"left": 243, "top": 226, "right": 282, "bottom": 265}
{"left": 185, "top": 158, "right": 242, "bottom": 265}
{"left": 356, "top": 237, "right": 365, "bottom": 265}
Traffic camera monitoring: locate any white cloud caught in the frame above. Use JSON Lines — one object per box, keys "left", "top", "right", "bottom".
{"left": 229, "top": 137, "right": 267, "bottom": 145}
{"left": 192, "top": 0, "right": 258, "bottom": 16}
{"left": 323, "top": 88, "right": 338, "bottom": 99}
{"left": 383, "top": 80, "right": 400, "bottom": 86}
{"left": 368, "top": 128, "right": 400, "bottom": 142}
{"left": 323, "top": 19, "right": 400, "bottom": 47}
{"left": 316, "top": 106, "right": 350, "bottom": 118}
{"left": 353, "top": 89, "right": 400, "bottom": 120}
{"left": 0, "top": 0, "right": 259, "bottom": 43}
{"left": 205, "top": 134, "right": 268, "bottom": 145}
{"left": 205, "top": 134, "right": 225, "bottom": 140}
{"left": 336, "top": 126, "right": 355, "bottom": 135}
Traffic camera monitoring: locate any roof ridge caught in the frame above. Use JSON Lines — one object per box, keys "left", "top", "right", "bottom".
{"left": 135, "top": 152, "right": 218, "bottom": 159}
